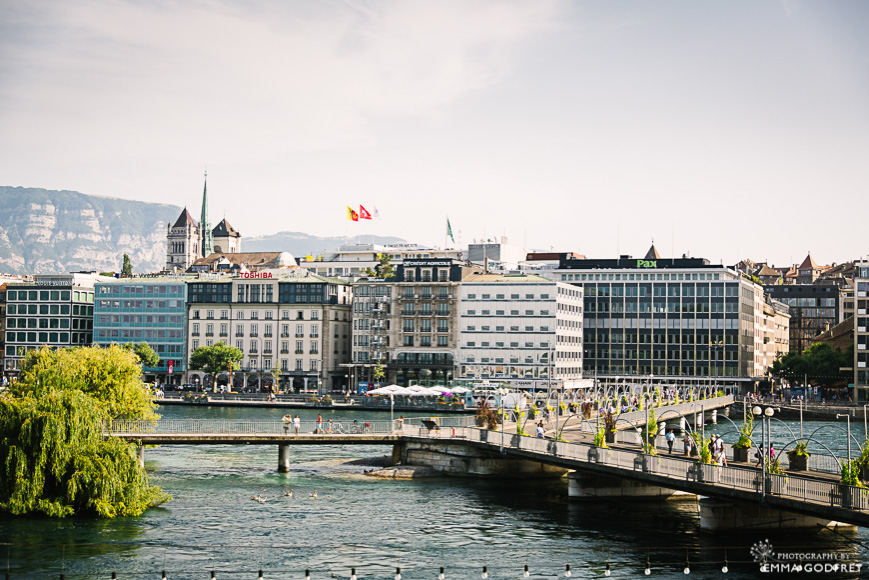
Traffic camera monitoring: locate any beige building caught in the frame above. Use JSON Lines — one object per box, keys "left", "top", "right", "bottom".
{"left": 186, "top": 271, "right": 352, "bottom": 393}
{"left": 350, "top": 259, "right": 480, "bottom": 387}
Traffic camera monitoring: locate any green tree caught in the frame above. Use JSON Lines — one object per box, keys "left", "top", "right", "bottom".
{"left": 121, "top": 254, "right": 133, "bottom": 276}
{"left": 0, "top": 345, "right": 169, "bottom": 517}
{"left": 372, "top": 361, "right": 385, "bottom": 384}
{"left": 772, "top": 343, "right": 851, "bottom": 385}
{"left": 364, "top": 254, "right": 396, "bottom": 278}
{"left": 13, "top": 345, "right": 157, "bottom": 422}
{"left": 0, "top": 389, "right": 169, "bottom": 517}
{"left": 189, "top": 343, "right": 243, "bottom": 391}
{"left": 121, "top": 342, "right": 160, "bottom": 367}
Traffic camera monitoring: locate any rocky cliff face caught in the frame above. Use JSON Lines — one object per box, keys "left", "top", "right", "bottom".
{"left": 0, "top": 187, "right": 181, "bottom": 274}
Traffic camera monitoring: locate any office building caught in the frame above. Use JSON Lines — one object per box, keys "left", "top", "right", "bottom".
{"left": 547, "top": 246, "right": 788, "bottom": 389}
{"left": 3, "top": 273, "right": 107, "bottom": 377}
{"left": 458, "top": 273, "right": 583, "bottom": 388}
{"left": 94, "top": 276, "right": 189, "bottom": 385}
{"left": 763, "top": 284, "right": 840, "bottom": 354}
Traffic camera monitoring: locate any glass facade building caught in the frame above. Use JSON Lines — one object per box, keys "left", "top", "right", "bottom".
{"left": 551, "top": 257, "right": 763, "bottom": 384}
{"left": 763, "top": 284, "right": 840, "bottom": 354}
{"left": 94, "top": 278, "right": 188, "bottom": 385}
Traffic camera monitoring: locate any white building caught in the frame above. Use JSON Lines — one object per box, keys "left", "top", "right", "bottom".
{"left": 458, "top": 273, "right": 583, "bottom": 389}
{"left": 299, "top": 243, "right": 462, "bottom": 279}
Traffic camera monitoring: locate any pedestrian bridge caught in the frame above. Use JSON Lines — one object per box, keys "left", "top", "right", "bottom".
{"left": 109, "top": 405, "right": 869, "bottom": 530}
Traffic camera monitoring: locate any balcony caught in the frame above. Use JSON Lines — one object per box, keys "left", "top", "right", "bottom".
{"left": 295, "top": 333, "right": 305, "bottom": 338}
{"left": 264, "top": 349, "right": 273, "bottom": 356}
{"left": 250, "top": 332, "right": 258, "bottom": 338}
{"left": 219, "top": 332, "right": 228, "bottom": 337}
{"left": 281, "top": 333, "right": 289, "bottom": 338}
{"left": 205, "top": 332, "right": 214, "bottom": 337}
{"left": 309, "top": 350, "right": 318, "bottom": 355}
{"left": 280, "top": 349, "right": 289, "bottom": 354}
{"left": 264, "top": 333, "right": 273, "bottom": 338}
{"left": 191, "top": 331, "right": 200, "bottom": 337}
{"left": 235, "top": 332, "right": 244, "bottom": 337}
{"left": 295, "top": 349, "right": 304, "bottom": 354}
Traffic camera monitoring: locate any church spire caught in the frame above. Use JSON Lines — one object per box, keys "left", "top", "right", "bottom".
{"left": 200, "top": 170, "right": 213, "bottom": 257}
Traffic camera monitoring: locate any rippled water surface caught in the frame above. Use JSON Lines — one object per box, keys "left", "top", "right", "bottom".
{"left": 2, "top": 405, "right": 868, "bottom": 579}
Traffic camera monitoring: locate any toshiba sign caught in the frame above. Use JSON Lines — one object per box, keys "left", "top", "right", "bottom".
{"left": 239, "top": 272, "right": 273, "bottom": 279}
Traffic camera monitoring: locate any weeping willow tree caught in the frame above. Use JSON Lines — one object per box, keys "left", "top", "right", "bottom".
{"left": 0, "top": 345, "right": 169, "bottom": 517}
{"left": 12, "top": 345, "right": 157, "bottom": 422}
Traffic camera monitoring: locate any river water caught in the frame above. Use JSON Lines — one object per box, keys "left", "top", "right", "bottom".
{"left": 2, "top": 405, "right": 868, "bottom": 579}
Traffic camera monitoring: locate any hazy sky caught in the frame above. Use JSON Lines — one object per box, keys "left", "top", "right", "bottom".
{"left": 2, "top": 0, "right": 868, "bottom": 266}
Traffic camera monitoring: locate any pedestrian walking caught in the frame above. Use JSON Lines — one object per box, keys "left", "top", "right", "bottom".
{"left": 293, "top": 414, "right": 300, "bottom": 434}
{"left": 282, "top": 414, "right": 291, "bottom": 435}
{"left": 666, "top": 430, "right": 675, "bottom": 454}
{"left": 316, "top": 414, "right": 323, "bottom": 433}
{"left": 536, "top": 422, "right": 545, "bottom": 438}
{"left": 326, "top": 419, "right": 333, "bottom": 434}
{"left": 397, "top": 415, "right": 405, "bottom": 432}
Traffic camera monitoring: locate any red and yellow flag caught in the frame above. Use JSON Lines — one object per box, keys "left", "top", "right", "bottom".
{"left": 347, "top": 206, "right": 359, "bottom": 221}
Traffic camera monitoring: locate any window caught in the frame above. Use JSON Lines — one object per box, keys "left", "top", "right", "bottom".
{"left": 250, "top": 340, "right": 258, "bottom": 353}
{"left": 482, "top": 294, "right": 490, "bottom": 299}
{"left": 236, "top": 340, "right": 243, "bottom": 350}
{"left": 281, "top": 359, "right": 288, "bottom": 370}
{"left": 403, "top": 336, "right": 414, "bottom": 346}
{"left": 437, "top": 336, "right": 448, "bottom": 346}
{"left": 192, "top": 339, "right": 199, "bottom": 350}
{"left": 437, "top": 320, "right": 449, "bottom": 333}
{"left": 311, "top": 324, "right": 319, "bottom": 337}
{"left": 206, "top": 310, "right": 214, "bottom": 319}
{"left": 310, "top": 360, "right": 318, "bottom": 371}
{"left": 264, "top": 358, "right": 272, "bottom": 370}
{"left": 296, "top": 324, "right": 304, "bottom": 337}
{"left": 237, "top": 311, "right": 244, "bottom": 319}
{"left": 311, "top": 310, "right": 319, "bottom": 320}
{"left": 192, "top": 323, "right": 200, "bottom": 335}
{"left": 221, "top": 310, "right": 228, "bottom": 319}
{"left": 310, "top": 341, "right": 318, "bottom": 354}
{"left": 420, "top": 336, "right": 432, "bottom": 346}
{"left": 296, "top": 360, "right": 304, "bottom": 371}
{"left": 296, "top": 341, "right": 304, "bottom": 353}
{"left": 250, "top": 323, "right": 258, "bottom": 337}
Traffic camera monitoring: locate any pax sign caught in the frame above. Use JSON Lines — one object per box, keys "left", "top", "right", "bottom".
{"left": 636, "top": 260, "right": 657, "bottom": 268}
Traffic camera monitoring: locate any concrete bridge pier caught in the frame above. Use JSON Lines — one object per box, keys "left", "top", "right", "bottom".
{"left": 567, "top": 471, "right": 692, "bottom": 500}
{"left": 278, "top": 444, "right": 291, "bottom": 473}
{"left": 698, "top": 498, "right": 852, "bottom": 530}
{"left": 664, "top": 418, "right": 685, "bottom": 433}
{"left": 707, "top": 410, "right": 718, "bottom": 424}
{"left": 137, "top": 444, "right": 145, "bottom": 468}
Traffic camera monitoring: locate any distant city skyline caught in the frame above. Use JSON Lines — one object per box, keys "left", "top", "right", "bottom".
{"left": 2, "top": 1, "right": 868, "bottom": 266}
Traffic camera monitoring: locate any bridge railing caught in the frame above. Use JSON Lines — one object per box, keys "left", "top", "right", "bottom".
{"left": 453, "top": 425, "right": 869, "bottom": 513}
{"left": 109, "top": 419, "right": 414, "bottom": 436}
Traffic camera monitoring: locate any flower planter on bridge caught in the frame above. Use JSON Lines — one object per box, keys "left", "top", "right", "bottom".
{"left": 788, "top": 455, "right": 808, "bottom": 471}
{"left": 732, "top": 447, "right": 750, "bottom": 463}
{"left": 605, "top": 431, "right": 616, "bottom": 444}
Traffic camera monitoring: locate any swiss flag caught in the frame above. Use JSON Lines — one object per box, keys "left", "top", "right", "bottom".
{"left": 359, "top": 205, "right": 372, "bottom": 220}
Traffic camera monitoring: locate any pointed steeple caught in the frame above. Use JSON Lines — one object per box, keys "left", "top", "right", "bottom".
{"left": 200, "top": 171, "right": 213, "bottom": 257}
{"left": 644, "top": 241, "right": 661, "bottom": 261}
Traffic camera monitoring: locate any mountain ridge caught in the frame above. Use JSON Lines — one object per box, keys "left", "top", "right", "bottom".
{"left": 0, "top": 187, "right": 405, "bottom": 274}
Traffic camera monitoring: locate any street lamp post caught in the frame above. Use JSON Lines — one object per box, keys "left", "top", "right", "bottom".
{"left": 498, "top": 388, "right": 507, "bottom": 454}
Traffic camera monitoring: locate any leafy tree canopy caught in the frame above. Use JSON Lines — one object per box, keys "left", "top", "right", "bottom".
{"left": 364, "top": 253, "right": 395, "bottom": 278}
{"left": 772, "top": 343, "right": 853, "bottom": 385}
{"left": 0, "top": 389, "right": 168, "bottom": 517}
{"left": 12, "top": 345, "right": 157, "bottom": 422}
{"left": 121, "top": 341, "right": 160, "bottom": 367}
{"left": 0, "top": 346, "right": 168, "bottom": 517}
{"left": 189, "top": 342, "right": 243, "bottom": 377}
